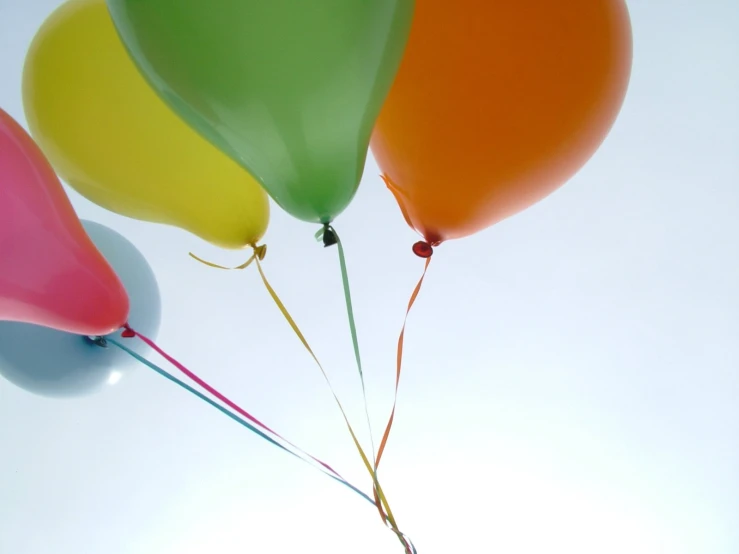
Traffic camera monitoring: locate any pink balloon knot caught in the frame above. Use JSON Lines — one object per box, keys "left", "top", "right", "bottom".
{"left": 121, "top": 324, "right": 135, "bottom": 338}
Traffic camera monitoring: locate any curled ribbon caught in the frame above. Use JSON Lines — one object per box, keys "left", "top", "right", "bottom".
{"left": 189, "top": 243, "right": 267, "bottom": 270}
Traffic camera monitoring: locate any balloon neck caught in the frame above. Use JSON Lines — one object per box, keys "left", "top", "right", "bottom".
{"left": 412, "top": 241, "right": 434, "bottom": 258}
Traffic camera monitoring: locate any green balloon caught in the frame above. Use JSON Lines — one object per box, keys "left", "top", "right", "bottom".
{"left": 106, "top": 0, "right": 415, "bottom": 224}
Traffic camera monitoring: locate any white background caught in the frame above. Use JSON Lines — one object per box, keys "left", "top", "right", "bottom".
{"left": 1, "top": 1, "right": 737, "bottom": 553}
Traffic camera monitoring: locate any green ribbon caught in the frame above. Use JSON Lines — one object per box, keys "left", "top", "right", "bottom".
{"left": 316, "top": 225, "right": 376, "bottom": 459}
{"left": 317, "top": 226, "right": 418, "bottom": 554}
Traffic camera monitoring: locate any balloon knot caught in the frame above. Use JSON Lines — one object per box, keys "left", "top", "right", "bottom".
{"left": 314, "top": 223, "right": 337, "bottom": 247}
{"left": 412, "top": 241, "right": 433, "bottom": 258}
{"left": 253, "top": 244, "right": 267, "bottom": 260}
{"left": 322, "top": 224, "right": 337, "bottom": 248}
{"left": 86, "top": 336, "right": 109, "bottom": 348}
{"left": 121, "top": 324, "right": 135, "bottom": 338}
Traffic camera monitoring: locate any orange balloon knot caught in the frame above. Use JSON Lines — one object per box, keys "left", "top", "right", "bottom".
{"left": 412, "top": 241, "right": 433, "bottom": 258}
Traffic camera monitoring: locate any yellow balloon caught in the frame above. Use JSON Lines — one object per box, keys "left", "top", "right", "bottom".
{"left": 22, "top": 0, "right": 269, "bottom": 249}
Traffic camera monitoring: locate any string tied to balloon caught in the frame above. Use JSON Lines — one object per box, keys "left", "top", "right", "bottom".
{"left": 189, "top": 243, "right": 267, "bottom": 271}
{"left": 188, "top": 233, "right": 415, "bottom": 552}
{"left": 314, "top": 223, "right": 373, "bottom": 453}
{"left": 96, "top": 325, "right": 379, "bottom": 505}
{"left": 315, "top": 224, "right": 418, "bottom": 554}
{"left": 315, "top": 223, "right": 375, "bottom": 456}
{"left": 369, "top": 243, "right": 433, "bottom": 547}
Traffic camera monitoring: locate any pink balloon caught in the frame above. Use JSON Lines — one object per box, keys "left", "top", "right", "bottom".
{"left": 0, "top": 107, "right": 129, "bottom": 335}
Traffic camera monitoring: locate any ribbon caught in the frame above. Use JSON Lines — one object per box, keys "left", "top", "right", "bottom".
{"left": 315, "top": 225, "right": 376, "bottom": 458}
{"left": 317, "top": 225, "right": 417, "bottom": 554}
{"left": 119, "top": 325, "right": 353, "bottom": 482}
{"left": 190, "top": 240, "right": 416, "bottom": 553}
{"left": 372, "top": 256, "right": 432, "bottom": 513}
{"left": 189, "top": 243, "right": 267, "bottom": 270}
{"left": 106, "top": 336, "right": 374, "bottom": 504}
{"left": 253, "top": 256, "right": 415, "bottom": 552}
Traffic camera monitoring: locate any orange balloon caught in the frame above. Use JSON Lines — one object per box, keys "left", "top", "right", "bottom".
{"left": 371, "top": 0, "right": 633, "bottom": 245}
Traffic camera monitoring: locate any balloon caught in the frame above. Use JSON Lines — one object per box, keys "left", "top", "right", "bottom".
{"left": 106, "top": 0, "right": 415, "bottom": 224}
{"left": 0, "top": 107, "right": 129, "bottom": 336}
{"left": 23, "top": 0, "right": 269, "bottom": 250}
{"left": 371, "top": 0, "right": 633, "bottom": 245}
{"left": 0, "top": 221, "right": 161, "bottom": 398}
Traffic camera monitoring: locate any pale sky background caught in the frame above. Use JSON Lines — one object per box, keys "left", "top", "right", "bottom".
{"left": 1, "top": 1, "right": 738, "bottom": 553}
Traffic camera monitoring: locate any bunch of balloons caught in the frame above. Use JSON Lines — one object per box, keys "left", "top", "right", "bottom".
{"left": 2, "top": 0, "right": 632, "bottom": 551}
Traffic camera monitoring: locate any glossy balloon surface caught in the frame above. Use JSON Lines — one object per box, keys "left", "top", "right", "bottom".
{"left": 0, "top": 107, "right": 129, "bottom": 335}
{"left": 22, "top": 0, "right": 269, "bottom": 249}
{"left": 106, "top": 0, "right": 415, "bottom": 223}
{"left": 371, "top": 0, "right": 633, "bottom": 244}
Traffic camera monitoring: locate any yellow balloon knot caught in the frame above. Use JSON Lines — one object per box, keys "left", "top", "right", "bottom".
{"left": 253, "top": 243, "right": 267, "bottom": 261}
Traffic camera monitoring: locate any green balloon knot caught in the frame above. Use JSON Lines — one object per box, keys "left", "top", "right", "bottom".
{"left": 316, "top": 223, "right": 337, "bottom": 247}
{"left": 322, "top": 225, "right": 337, "bottom": 247}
